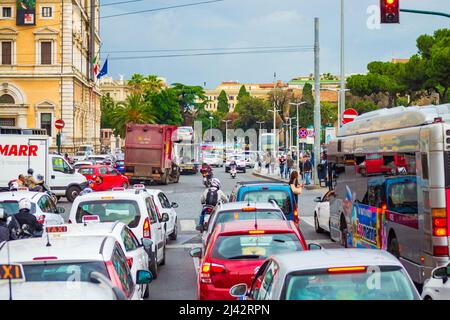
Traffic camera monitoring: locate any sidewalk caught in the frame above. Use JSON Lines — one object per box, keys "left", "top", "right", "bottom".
{"left": 252, "top": 167, "right": 329, "bottom": 192}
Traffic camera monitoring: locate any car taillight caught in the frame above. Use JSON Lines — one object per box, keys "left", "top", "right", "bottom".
{"left": 143, "top": 217, "right": 151, "bottom": 239}
{"left": 200, "top": 261, "right": 226, "bottom": 284}
{"left": 328, "top": 266, "right": 367, "bottom": 274}
{"left": 126, "top": 257, "right": 133, "bottom": 268}
{"left": 294, "top": 203, "right": 299, "bottom": 224}
{"left": 433, "top": 246, "right": 449, "bottom": 256}
{"left": 105, "top": 261, "right": 124, "bottom": 291}
{"left": 37, "top": 215, "right": 45, "bottom": 225}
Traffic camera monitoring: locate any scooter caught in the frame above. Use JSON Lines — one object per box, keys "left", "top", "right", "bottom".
{"left": 230, "top": 166, "right": 237, "bottom": 179}
{"left": 201, "top": 171, "right": 213, "bottom": 188}
{"left": 196, "top": 205, "right": 215, "bottom": 233}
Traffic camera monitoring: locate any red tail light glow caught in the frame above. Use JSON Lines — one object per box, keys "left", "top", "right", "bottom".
{"left": 126, "top": 257, "right": 133, "bottom": 268}
{"left": 143, "top": 217, "right": 151, "bottom": 239}
{"left": 328, "top": 266, "right": 367, "bottom": 274}
{"left": 294, "top": 203, "right": 299, "bottom": 224}
{"left": 200, "top": 262, "right": 226, "bottom": 284}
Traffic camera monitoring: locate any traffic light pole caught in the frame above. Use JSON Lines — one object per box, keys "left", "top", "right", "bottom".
{"left": 400, "top": 8, "right": 450, "bottom": 19}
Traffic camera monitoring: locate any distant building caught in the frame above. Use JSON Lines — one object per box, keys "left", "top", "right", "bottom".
{"left": 99, "top": 75, "right": 168, "bottom": 102}
{"left": 391, "top": 58, "right": 410, "bottom": 64}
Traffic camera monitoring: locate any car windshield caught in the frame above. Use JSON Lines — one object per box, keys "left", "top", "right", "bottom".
{"left": 23, "top": 262, "right": 109, "bottom": 282}
{"left": 212, "top": 233, "right": 303, "bottom": 260}
{"left": 215, "top": 210, "right": 285, "bottom": 225}
{"left": 284, "top": 266, "right": 419, "bottom": 300}
{"left": 75, "top": 200, "right": 141, "bottom": 227}
{"left": 0, "top": 200, "right": 36, "bottom": 215}
{"left": 242, "top": 190, "right": 292, "bottom": 216}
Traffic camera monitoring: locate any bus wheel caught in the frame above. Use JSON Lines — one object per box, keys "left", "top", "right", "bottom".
{"left": 340, "top": 218, "right": 348, "bottom": 248}
{"left": 388, "top": 237, "right": 400, "bottom": 258}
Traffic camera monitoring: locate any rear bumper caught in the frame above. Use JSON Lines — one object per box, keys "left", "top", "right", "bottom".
{"left": 198, "top": 283, "right": 235, "bottom": 300}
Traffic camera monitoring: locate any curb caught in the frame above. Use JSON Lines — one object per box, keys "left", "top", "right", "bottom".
{"left": 252, "top": 172, "right": 328, "bottom": 191}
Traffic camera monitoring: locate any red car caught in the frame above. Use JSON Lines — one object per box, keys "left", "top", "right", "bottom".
{"left": 190, "top": 220, "right": 307, "bottom": 300}
{"left": 78, "top": 165, "right": 129, "bottom": 191}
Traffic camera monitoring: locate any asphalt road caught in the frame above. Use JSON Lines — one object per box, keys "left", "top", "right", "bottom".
{"left": 58, "top": 168, "right": 340, "bottom": 300}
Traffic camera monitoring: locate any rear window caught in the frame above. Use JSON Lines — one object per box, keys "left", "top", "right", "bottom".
{"left": 76, "top": 200, "right": 141, "bottom": 227}
{"left": 78, "top": 168, "right": 94, "bottom": 175}
{"left": 241, "top": 190, "right": 292, "bottom": 215}
{"left": 283, "top": 266, "right": 419, "bottom": 300}
{"left": 23, "top": 262, "right": 108, "bottom": 282}
{"left": 215, "top": 210, "right": 284, "bottom": 225}
{"left": 212, "top": 233, "right": 303, "bottom": 260}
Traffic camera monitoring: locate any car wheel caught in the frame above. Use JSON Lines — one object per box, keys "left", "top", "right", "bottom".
{"left": 388, "top": 237, "right": 400, "bottom": 258}
{"left": 169, "top": 219, "right": 178, "bottom": 241}
{"left": 149, "top": 253, "right": 158, "bottom": 279}
{"left": 314, "top": 213, "right": 324, "bottom": 234}
{"left": 423, "top": 295, "right": 432, "bottom": 300}
{"left": 66, "top": 185, "right": 81, "bottom": 203}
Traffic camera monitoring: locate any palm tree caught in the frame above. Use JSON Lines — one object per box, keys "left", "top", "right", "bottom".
{"left": 128, "top": 74, "right": 146, "bottom": 94}
{"left": 113, "top": 94, "right": 156, "bottom": 137}
{"left": 145, "top": 75, "right": 163, "bottom": 93}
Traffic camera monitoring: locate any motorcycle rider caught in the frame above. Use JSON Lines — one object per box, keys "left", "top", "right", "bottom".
{"left": 25, "top": 168, "right": 44, "bottom": 192}
{"left": 0, "top": 210, "right": 10, "bottom": 242}
{"left": 200, "top": 162, "right": 213, "bottom": 176}
{"left": 197, "top": 178, "right": 228, "bottom": 231}
{"left": 229, "top": 159, "right": 237, "bottom": 177}
{"left": 14, "top": 198, "right": 43, "bottom": 237}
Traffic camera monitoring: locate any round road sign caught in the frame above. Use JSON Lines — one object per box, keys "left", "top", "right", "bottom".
{"left": 298, "top": 128, "right": 308, "bottom": 139}
{"left": 55, "top": 119, "right": 65, "bottom": 130}
{"left": 342, "top": 108, "right": 358, "bottom": 125}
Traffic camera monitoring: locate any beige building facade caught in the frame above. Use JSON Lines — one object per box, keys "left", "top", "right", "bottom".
{"left": 0, "top": 0, "right": 101, "bottom": 153}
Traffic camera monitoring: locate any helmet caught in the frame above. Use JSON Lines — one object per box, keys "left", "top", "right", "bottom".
{"left": 27, "top": 168, "right": 34, "bottom": 175}
{"left": 210, "top": 178, "right": 221, "bottom": 189}
{"left": 9, "top": 181, "right": 19, "bottom": 191}
{"left": 18, "top": 198, "right": 32, "bottom": 211}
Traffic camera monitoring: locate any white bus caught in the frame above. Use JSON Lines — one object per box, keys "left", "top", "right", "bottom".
{"left": 326, "top": 104, "right": 450, "bottom": 285}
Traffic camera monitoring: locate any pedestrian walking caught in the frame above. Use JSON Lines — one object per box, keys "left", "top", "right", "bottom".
{"left": 286, "top": 154, "right": 294, "bottom": 179}
{"left": 303, "top": 156, "right": 312, "bottom": 185}
{"left": 279, "top": 154, "right": 286, "bottom": 179}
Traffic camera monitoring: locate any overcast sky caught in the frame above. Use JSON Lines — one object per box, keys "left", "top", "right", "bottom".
{"left": 100, "top": 0, "right": 449, "bottom": 88}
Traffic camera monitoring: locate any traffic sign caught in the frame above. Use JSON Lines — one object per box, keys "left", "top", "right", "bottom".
{"left": 55, "top": 119, "right": 65, "bottom": 130}
{"left": 342, "top": 108, "right": 358, "bottom": 125}
{"left": 298, "top": 128, "right": 308, "bottom": 139}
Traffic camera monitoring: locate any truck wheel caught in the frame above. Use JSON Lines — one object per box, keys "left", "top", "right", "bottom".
{"left": 66, "top": 185, "right": 81, "bottom": 203}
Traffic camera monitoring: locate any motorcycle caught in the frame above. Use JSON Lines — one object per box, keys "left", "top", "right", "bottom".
{"left": 230, "top": 166, "right": 237, "bottom": 179}
{"left": 201, "top": 170, "right": 213, "bottom": 188}
{"left": 196, "top": 205, "right": 215, "bottom": 233}
{"left": 36, "top": 174, "right": 58, "bottom": 204}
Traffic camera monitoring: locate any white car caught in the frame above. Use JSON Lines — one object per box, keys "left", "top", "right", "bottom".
{"left": 175, "top": 126, "right": 194, "bottom": 142}
{"left": 230, "top": 249, "right": 421, "bottom": 300}
{"left": 86, "top": 154, "right": 114, "bottom": 165}
{"left": 68, "top": 186, "right": 169, "bottom": 278}
{"left": 73, "top": 160, "right": 94, "bottom": 171}
{"left": 146, "top": 189, "right": 179, "bottom": 241}
{"left": 0, "top": 235, "right": 152, "bottom": 300}
{"left": 202, "top": 153, "right": 223, "bottom": 167}
{"left": 225, "top": 155, "right": 246, "bottom": 173}
{"left": 0, "top": 191, "right": 64, "bottom": 226}
{"left": 313, "top": 190, "right": 335, "bottom": 234}
{"left": 45, "top": 221, "right": 151, "bottom": 298}
{"left": 422, "top": 262, "right": 450, "bottom": 300}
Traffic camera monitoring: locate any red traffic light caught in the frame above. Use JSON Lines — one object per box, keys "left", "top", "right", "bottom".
{"left": 380, "top": 0, "right": 400, "bottom": 24}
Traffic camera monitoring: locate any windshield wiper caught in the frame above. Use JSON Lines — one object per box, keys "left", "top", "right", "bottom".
{"left": 228, "top": 254, "right": 263, "bottom": 260}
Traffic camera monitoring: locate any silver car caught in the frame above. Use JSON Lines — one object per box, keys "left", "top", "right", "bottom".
{"left": 230, "top": 249, "right": 421, "bottom": 300}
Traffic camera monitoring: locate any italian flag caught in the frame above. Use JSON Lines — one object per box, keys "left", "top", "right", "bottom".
{"left": 92, "top": 54, "right": 100, "bottom": 77}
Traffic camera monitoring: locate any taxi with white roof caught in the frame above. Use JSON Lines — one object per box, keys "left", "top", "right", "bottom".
{"left": 0, "top": 235, "right": 153, "bottom": 300}
{"left": 44, "top": 221, "right": 151, "bottom": 298}
{"left": 68, "top": 185, "right": 169, "bottom": 278}
{"left": 0, "top": 190, "right": 64, "bottom": 226}
{"left": 230, "top": 249, "right": 421, "bottom": 300}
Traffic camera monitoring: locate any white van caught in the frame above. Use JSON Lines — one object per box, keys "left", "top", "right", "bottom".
{"left": 0, "top": 129, "right": 87, "bottom": 202}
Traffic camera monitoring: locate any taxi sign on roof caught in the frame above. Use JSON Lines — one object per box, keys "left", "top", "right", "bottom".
{"left": 0, "top": 264, "right": 25, "bottom": 282}
{"left": 46, "top": 226, "right": 68, "bottom": 233}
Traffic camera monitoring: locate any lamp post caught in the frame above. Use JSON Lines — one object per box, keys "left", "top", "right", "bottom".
{"left": 208, "top": 116, "right": 214, "bottom": 142}
{"left": 289, "top": 117, "right": 296, "bottom": 152}
{"left": 323, "top": 88, "right": 350, "bottom": 130}
{"left": 256, "top": 121, "right": 265, "bottom": 154}
{"left": 289, "top": 102, "right": 307, "bottom": 171}
{"left": 222, "top": 119, "right": 231, "bottom": 158}
{"left": 268, "top": 108, "right": 280, "bottom": 160}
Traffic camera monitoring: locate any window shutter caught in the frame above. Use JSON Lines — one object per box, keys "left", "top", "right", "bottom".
{"left": 41, "top": 42, "right": 52, "bottom": 65}
{"left": 2, "top": 42, "right": 12, "bottom": 65}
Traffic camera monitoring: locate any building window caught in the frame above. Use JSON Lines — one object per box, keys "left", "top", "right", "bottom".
{"left": 0, "top": 94, "right": 14, "bottom": 104}
{"left": 40, "top": 113, "right": 52, "bottom": 136}
{"left": 2, "top": 7, "right": 12, "bottom": 18}
{"left": 0, "top": 118, "right": 15, "bottom": 126}
{"left": 229, "top": 96, "right": 235, "bottom": 100}
{"left": 40, "top": 41, "right": 52, "bottom": 65}
{"left": 1, "top": 41, "right": 12, "bottom": 65}
{"left": 41, "top": 7, "right": 53, "bottom": 18}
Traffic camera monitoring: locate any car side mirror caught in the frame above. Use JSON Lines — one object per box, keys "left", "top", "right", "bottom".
{"left": 136, "top": 270, "right": 153, "bottom": 285}
{"left": 171, "top": 202, "right": 179, "bottom": 209}
{"left": 56, "top": 207, "right": 65, "bottom": 214}
{"left": 229, "top": 283, "right": 248, "bottom": 298}
{"left": 433, "top": 266, "right": 449, "bottom": 284}
{"left": 314, "top": 196, "right": 322, "bottom": 202}
{"left": 161, "top": 212, "right": 169, "bottom": 223}
{"left": 189, "top": 247, "right": 202, "bottom": 258}
{"left": 141, "top": 238, "right": 153, "bottom": 250}
{"left": 308, "top": 243, "right": 322, "bottom": 250}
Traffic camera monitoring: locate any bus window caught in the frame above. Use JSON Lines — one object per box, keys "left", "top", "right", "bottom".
{"left": 367, "top": 178, "right": 386, "bottom": 208}
{"left": 387, "top": 180, "right": 418, "bottom": 215}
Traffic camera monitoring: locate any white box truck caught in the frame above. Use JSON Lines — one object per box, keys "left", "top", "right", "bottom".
{"left": 0, "top": 129, "right": 87, "bottom": 202}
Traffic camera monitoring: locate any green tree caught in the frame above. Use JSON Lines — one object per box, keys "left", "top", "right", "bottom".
{"left": 351, "top": 100, "right": 379, "bottom": 115}
{"left": 171, "top": 83, "right": 207, "bottom": 125}
{"left": 129, "top": 74, "right": 163, "bottom": 94}
{"left": 217, "top": 90, "right": 229, "bottom": 117}
{"left": 113, "top": 94, "right": 156, "bottom": 138}
{"left": 234, "top": 96, "right": 279, "bottom": 131}
{"left": 100, "top": 93, "right": 117, "bottom": 129}
{"left": 237, "top": 85, "right": 250, "bottom": 100}
{"left": 320, "top": 102, "right": 338, "bottom": 126}
{"left": 147, "top": 88, "right": 183, "bottom": 125}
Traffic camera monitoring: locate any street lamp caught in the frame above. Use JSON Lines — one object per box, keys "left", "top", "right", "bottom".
{"left": 256, "top": 121, "right": 265, "bottom": 154}
{"left": 290, "top": 101, "right": 307, "bottom": 171}
{"left": 288, "top": 117, "right": 296, "bottom": 152}
{"left": 222, "top": 119, "right": 231, "bottom": 158}
{"left": 324, "top": 88, "right": 350, "bottom": 130}
{"left": 209, "top": 116, "right": 214, "bottom": 142}
{"left": 268, "top": 108, "right": 280, "bottom": 159}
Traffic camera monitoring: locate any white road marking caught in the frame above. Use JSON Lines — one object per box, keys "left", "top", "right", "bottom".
{"left": 301, "top": 216, "right": 315, "bottom": 228}
{"left": 165, "top": 243, "right": 202, "bottom": 249}
{"left": 306, "top": 239, "right": 334, "bottom": 245}
{"left": 180, "top": 219, "right": 196, "bottom": 232}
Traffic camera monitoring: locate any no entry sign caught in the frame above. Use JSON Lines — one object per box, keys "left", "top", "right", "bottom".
{"left": 55, "top": 119, "right": 65, "bottom": 130}
{"left": 342, "top": 108, "right": 358, "bottom": 125}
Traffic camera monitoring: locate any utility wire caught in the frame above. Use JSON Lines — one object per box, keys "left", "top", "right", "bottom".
{"left": 101, "top": 0, "right": 226, "bottom": 19}
{"left": 101, "top": 0, "right": 146, "bottom": 7}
